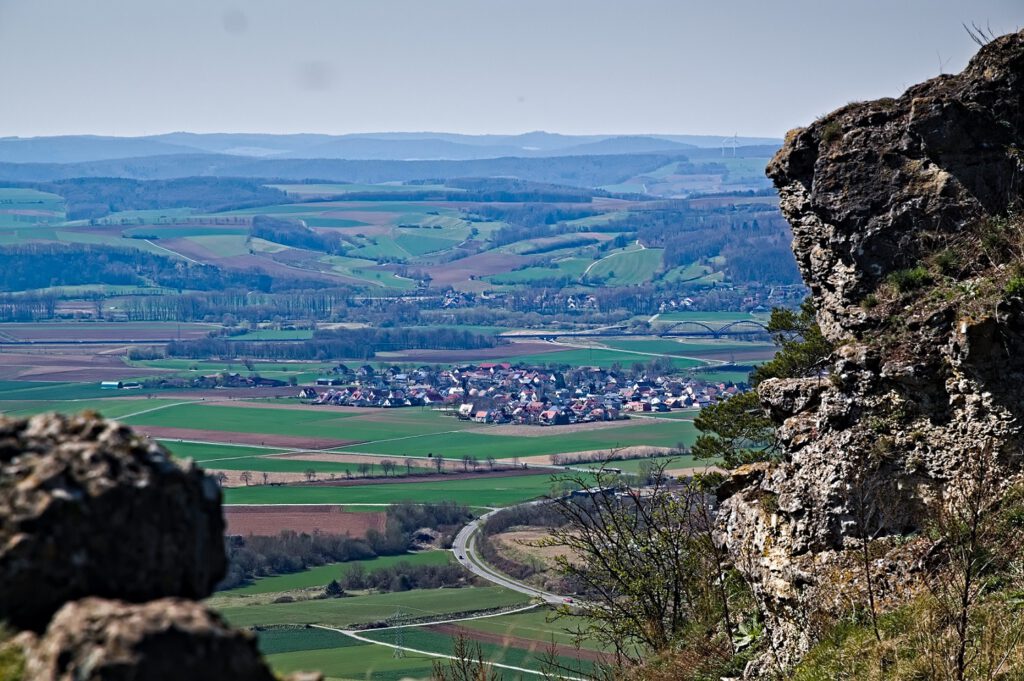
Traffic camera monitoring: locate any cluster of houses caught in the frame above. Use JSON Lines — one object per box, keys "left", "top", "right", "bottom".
{"left": 298, "top": 362, "right": 746, "bottom": 425}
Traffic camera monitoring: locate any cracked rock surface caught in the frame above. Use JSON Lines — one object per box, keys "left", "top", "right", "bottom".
{"left": 716, "top": 30, "right": 1024, "bottom": 672}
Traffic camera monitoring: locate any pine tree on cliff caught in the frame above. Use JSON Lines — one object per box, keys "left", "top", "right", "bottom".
{"left": 693, "top": 299, "right": 832, "bottom": 468}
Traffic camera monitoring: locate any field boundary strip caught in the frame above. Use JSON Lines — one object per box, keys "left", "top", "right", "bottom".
{"left": 349, "top": 602, "right": 541, "bottom": 631}
{"left": 314, "top": 606, "right": 587, "bottom": 681}
{"left": 118, "top": 400, "right": 207, "bottom": 420}
{"left": 542, "top": 338, "right": 727, "bottom": 366}
{"left": 143, "top": 239, "right": 201, "bottom": 264}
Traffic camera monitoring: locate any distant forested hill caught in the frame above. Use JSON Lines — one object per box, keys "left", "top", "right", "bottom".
{"left": 0, "top": 152, "right": 694, "bottom": 187}
{"left": 0, "top": 131, "right": 781, "bottom": 164}
{"left": 7, "top": 177, "right": 288, "bottom": 220}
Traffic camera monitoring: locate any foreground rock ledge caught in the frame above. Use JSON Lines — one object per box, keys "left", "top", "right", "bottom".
{"left": 24, "top": 597, "right": 277, "bottom": 681}
{"left": 0, "top": 412, "right": 226, "bottom": 632}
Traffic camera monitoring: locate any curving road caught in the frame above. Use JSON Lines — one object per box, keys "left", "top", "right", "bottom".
{"left": 451, "top": 501, "right": 570, "bottom": 606}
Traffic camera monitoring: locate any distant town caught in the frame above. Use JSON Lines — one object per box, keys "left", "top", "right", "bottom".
{"left": 300, "top": 362, "right": 747, "bottom": 424}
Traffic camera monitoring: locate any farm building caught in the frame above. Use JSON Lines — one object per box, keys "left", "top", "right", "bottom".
{"left": 100, "top": 380, "right": 143, "bottom": 390}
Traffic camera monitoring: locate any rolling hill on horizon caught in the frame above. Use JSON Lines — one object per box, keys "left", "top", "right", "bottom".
{"left": 0, "top": 131, "right": 781, "bottom": 165}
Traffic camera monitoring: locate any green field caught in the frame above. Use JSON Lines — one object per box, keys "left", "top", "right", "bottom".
{"left": 458, "top": 607, "right": 588, "bottom": 649}
{"left": 129, "top": 358, "right": 331, "bottom": 375}
{"left": 489, "top": 347, "right": 704, "bottom": 370}
{"left": 663, "top": 262, "right": 720, "bottom": 284}
{"left": 0, "top": 381, "right": 144, "bottom": 402}
{"left": 394, "top": 232, "right": 461, "bottom": 256}
{"left": 597, "top": 338, "right": 774, "bottom": 358}
{"left": 319, "top": 255, "right": 418, "bottom": 290}
{"left": 0, "top": 320, "right": 218, "bottom": 340}
{"left": 269, "top": 183, "right": 458, "bottom": 196}
{"left": 121, "top": 400, "right": 699, "bottom": 463}
{"left": 122, "top": 402, "right": 361, "bottom": 436}
{"left": 0, "top": 226, "right": 59, "bottom": 242}
{"left": 584, "top": 245, "right": 663, "bottom": 285}
{"left": 227, "top": 329, "right": 315, "bottom": 341}
{"left": 0, "top": 188, "right": 65, "bottom": 226}
{"left": 0, "top": 397, "right": 184, "bottom": 419}
{"left": 185, "top": 234, "right": 251, "bottom": 256}
{"left": 360, "top": 626, "right": 594, "bottom": 676}
{"left": 163, "top": 441, "right": 281, "bottom": 461}
{"left": 633, "top": 410, "right": 701, "bottom": 421}
{"left": 222, "top": 473, "right": 561, "bottom": 507}
{"left": 690, "top": 368, "right": 757, "bottom": 385}
{"left": 123, "top": 403, "right": 485, "bottom": 444}
{"left": 54, "top": 229, "right": 172, "bottom": 255}
{"left": 255, "top": 606, "right": 595, "bottom": 680}
{"left": 122, "top": 225, "right": 246, "bottom": 239}
{"left": 350, "top": 419, "right": 696, "bottom": 459}
{"left": 267, "top": 639, "right": 437, "bottom": 681}
{"left": 349, "top": 236, "right": 413, "bottom": 261}
{"left": 256, "top": 626, "right": 362, "bottom": 656}
{"left": 584, "top": 453, "right": 704, "bottom": 474}
{"left": 218, "top": 586, "right": 529, "bottom": 628}
{"left": 226, "top": 551, "right": 455, "bottom": 596}
{"left": 162, "top": 441, "right": 402, "bottom": 476}
{"left": 656, "top": 310, "right": 771, "bottom": 323}
{"left": 303, "top": 217, "right": 372, "bottom": 228}
{"left": 487, "top": 258, "right": 591, "bottom": 285}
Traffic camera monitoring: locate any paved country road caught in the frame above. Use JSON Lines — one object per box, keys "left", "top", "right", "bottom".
{"left": 451, "top": 500, "right": 570, "bottom": 606}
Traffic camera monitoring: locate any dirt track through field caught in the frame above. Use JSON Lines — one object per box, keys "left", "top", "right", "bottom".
{"left": 514, "top": 446, "right": 675, "bottom": 466}
{"left": 137, "top": 426, "right": 356, "bottom": 450}
{"left": 295, "top": 467, "right": 550, "bottom": 487}
{"left": 479, "top": 418, "right": 647, "bottom": 437}
{"left": 271, "top": 451, "right": 458, "bottom": 471}
{"left": 376, "top": 341, "right": 559, "bottom": 363}
{"left": 0, "top": 352, "right": 170, "bottom": 382}
{"left": 425, "top": 622, "right": 607, "bottom": 663}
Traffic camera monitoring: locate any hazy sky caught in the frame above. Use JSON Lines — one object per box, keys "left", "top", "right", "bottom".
{"left": 0, "top": 0, "right": 1020, "bottom": 138}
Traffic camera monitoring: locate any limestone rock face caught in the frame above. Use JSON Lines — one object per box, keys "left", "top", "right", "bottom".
{"left": 0, "top": 413, "right": 226, "bottom": 632}
{"left": 24, "top": 597, "right": 276, "bottom": 681}
{"left": 717, "top": 30, "right": 1024, "bottom": 672}
{"left": 767, "top": 31, "right": 1024, "bottom": 340}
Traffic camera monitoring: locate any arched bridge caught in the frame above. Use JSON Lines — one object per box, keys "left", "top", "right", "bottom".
{"left": 655, "top": 319, "right": 770, "bottom": 338}
{"left": 505, "top": 319, "right": 770, "bottom": 340}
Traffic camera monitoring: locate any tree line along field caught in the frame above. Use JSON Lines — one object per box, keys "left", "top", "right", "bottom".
{"left": 216, "top": 586, "right": 529, "bottom": 629}
{"left": 220, "top": 475, "right": 572, "bottom": 508}
{"left": 224, "top": 551, "right": 456, "bottom": 596}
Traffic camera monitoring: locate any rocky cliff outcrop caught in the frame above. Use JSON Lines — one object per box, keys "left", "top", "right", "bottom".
{"left": 0, "top": 414, "right": 225, "bottom": 632}
{"left": 0, "top": 412, "right": 311, "bottom": 680}
{"left": 717, "top": 30, "right": 1024, "bottom": 672}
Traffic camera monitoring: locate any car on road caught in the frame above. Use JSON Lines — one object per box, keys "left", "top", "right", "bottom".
{"left": 563, "top": 597, "right": 574, "bottom": 603}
